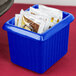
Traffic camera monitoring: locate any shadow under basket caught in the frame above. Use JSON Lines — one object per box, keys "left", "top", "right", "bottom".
{"left": 3, "top": 4, "right": 74, "bottom": 74}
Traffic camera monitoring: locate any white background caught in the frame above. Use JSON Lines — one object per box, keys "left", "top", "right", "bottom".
{"left": 14, "top": 0, "right": 76, "bottom": 6}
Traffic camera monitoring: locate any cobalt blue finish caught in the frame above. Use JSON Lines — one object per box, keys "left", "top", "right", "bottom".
{"left": 3, "top": 5, "right": 74, "bottom": 74}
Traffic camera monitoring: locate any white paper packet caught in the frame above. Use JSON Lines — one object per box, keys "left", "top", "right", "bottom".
{"left": 15, "top": 14, "right": 20, "bottom": 26}
{"left": 29, "top": 7, "right": 51, "bottom": 31}
{"left": 18, "top": 9, "right": 30, "bottom": 28}
{"left": 39, "top": 5, "right": 62, "bottom": 20}
{"left": 24, "top": 13, "right": 45, "bottom": 33}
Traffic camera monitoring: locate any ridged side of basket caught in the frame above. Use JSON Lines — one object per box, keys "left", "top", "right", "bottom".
{"left": 42, "top": 24, "right": 70, "bottom": 72}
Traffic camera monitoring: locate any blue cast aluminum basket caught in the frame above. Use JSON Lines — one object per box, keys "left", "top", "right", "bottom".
{"left": 3, "top": 4, "right": 74, "bottom": 74}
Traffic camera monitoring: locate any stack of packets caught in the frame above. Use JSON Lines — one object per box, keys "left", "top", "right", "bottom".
{"left": 15, "top": 5, "right": 62, "bottom": 34}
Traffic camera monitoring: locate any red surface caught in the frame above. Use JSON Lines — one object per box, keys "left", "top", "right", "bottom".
{"left": 0, "top": 4, "right": 76, "bottom": 76}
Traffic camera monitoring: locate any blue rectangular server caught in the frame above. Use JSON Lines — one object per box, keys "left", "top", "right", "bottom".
{"left": 3, "top": 5, "right": 74, "bottom": 73}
